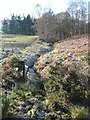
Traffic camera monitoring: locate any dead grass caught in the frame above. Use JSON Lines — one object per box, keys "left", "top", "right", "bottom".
{"left": 35, "top": 35, "right": 89, "bottom": 80}
{"left": 54, "top": 35, "right": 88, "bottom": 53}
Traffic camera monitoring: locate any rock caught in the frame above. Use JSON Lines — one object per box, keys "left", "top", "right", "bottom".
{"left": 27, "top": 68, "right": 40, "bottom": 86}
{"left": 46, "top": 46, "right": 53, "bottom": 51}
{"left": 39, "top": 48, "right": 47, "bottom": 54}
{"left": 26, "top": 53, "right": 40, "bottom": 68}
{"left": 36, "top": 110, "right": 45, "bottom": 119}
{"left": 28, "top": 68, "right": 35, "bottom": 74}
{"left": 39, "top": 46, "right": 53, "bottom": 55}
{"left": 0, "top": 54, "right": 7, "bottom": 59}
{"left": 27, "top": 68, "right": 36, "bottom": 81}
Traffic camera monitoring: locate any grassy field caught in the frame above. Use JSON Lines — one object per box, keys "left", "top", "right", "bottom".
{"left": 0, "top": 34, "right": 40, "bottom": 62}
{"left": 0, "top": 33, "right": 39, "bottom": 44}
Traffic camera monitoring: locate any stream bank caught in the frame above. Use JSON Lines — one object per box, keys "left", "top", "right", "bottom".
{"left": 1, "top": 40, "right": 53, "bottom": 119}
{"left": 16, "top": 40, "right": 53, "bottom": 86}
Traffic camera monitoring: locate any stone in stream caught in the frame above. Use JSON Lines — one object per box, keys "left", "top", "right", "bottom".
{"left": 39, "top": 46, "right": 53, "bottom": 55}
{"left": 0, "top": 52, "right": 7, "bottom": 59}
{"left": 26, "top": 53, "right": 40, "bottom": 74}
{"left": 27, "top": 68, "right": 39, "bottom": 85}
{"left": 25, "top": 53, "right": 42, "bottom": 87}
{"left": 25, "top": 46, "right": 53, "bottom": 88}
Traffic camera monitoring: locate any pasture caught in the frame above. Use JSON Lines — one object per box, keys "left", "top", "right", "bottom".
{"left": 0, "top": 34, "right": 39, "bottom": 60}
{"left": 0, "top": 34, "right": 39, "bottom": 44}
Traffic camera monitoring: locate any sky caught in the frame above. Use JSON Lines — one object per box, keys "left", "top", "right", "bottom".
{"left": 0, "top": 0, "right": 90, "bottom": 20}
{"left": 0, "top": 0, "right": 70, "bottom": 20}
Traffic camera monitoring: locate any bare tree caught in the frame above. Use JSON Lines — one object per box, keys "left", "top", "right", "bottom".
{"left": 36, "top": 9, "right": 58, "bottom": 42}
{"left": 67, "top": 0, "right": 87, "bottom": 35}
{"left": 35, "top": 4, "right": 42, "bottom": 18}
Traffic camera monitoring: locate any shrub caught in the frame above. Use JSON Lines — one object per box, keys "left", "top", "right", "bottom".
{"left": 2, "top": 57, "right": 26, "bottom": 83}
{"left": 47, "top": 62, "right": 87, "bottom": 102}
{"left": 44, "top": 62, "right": 88, "bottom": 118}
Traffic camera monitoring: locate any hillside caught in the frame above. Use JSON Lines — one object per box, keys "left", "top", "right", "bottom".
{"left": 0, "top": 35, "right": 89, "bottom": 119}
{"left": 35, "top": 35, "right": 88, "bottom": 80}
{"left": 54, "top": 35, "right": 88, "bottom": 53}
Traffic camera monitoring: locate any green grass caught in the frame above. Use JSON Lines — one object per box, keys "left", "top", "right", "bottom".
{"left": 0, "top": 34, "right": 39, "bottom": 44}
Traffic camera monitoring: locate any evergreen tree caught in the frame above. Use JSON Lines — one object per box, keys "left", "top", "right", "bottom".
{"left": 9, "top": 14, "right": 17, "bottom": 34}
{"left": 16, "top": 15, "right": 22, "bottom": 34}
{"left": 1, "top": 19, "right": 9, "bottom": 34}
{"left": 1, "top": 14, "right": 35, "bottom": 35}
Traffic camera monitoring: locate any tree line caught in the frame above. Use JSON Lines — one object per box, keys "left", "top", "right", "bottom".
{"left": 2, "top": 14, "right": 35, "bottom": 35}
{"left": 35, "top": 0, "right": 88, "bottom": 42}
{"left": 2, "top": 0, "right": 89, "bottom": 42}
